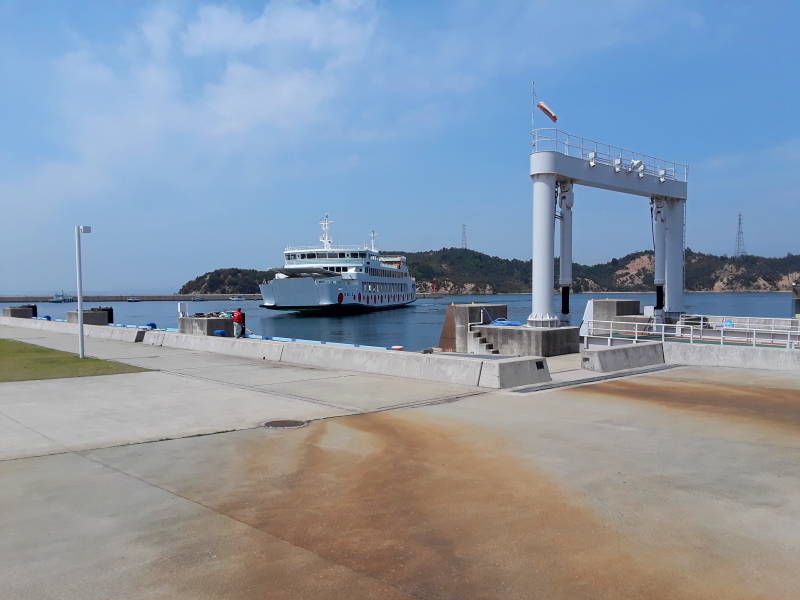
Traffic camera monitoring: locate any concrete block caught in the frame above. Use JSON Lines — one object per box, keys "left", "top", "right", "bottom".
{"left": 2, "top": 307, "right": 33, "bottom": 318}
{"left": 439, "top": 303, "right": 508, "bottom": 352}
{"left": 86, "top": 325, "right": 142, "bottom": 343}
{"left": 1, "top": 317, "right": 77, "bottom": 334}
{"left": 591, "top": 299, "right": 642, "bottom": 322}
{"left": 142, "top": 331, "right": 166, "bottom": 347}
{"left": 476, "top": 325, "right": 579, "bottom": 357}
{"left": 419, "top": 354, "right": 483, "bottom": 387}
{"left": 178, "top": 316, "right": 233, "bottom": 337}
{"left": 477, "top": 356, "right": 551, "bottom": 388}
{"left": 580, "top": 341, "right": 665, "bottom": 372}
{"left": 663, "top": 342, "right": 800, "bottom": 371}
{"left": 67, "top": 311, "right": 109, "bottom": 326}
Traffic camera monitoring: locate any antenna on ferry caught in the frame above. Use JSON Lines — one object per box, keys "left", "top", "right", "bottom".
{"left": 369, "top": 230, "right": 378, "bottom": 252}
{"left": 320, "top": 214, "right": 333, "bottom": 250}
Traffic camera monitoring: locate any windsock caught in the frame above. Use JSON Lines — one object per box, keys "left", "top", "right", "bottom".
{"left": 536, "top": 101, "right": 558, "bottom": 123}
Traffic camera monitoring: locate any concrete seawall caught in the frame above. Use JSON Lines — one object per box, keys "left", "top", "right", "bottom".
{"left": 580, "top": 338, "right": 800, "bottom": 372}
{"left": 663, "top": 341, "right": 800, "bottom": 371}
{"left": 0, "top": 316, "right": 550, "bottom": 389}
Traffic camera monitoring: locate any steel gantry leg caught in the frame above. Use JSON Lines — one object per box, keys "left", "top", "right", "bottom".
{"left": 651, "top": 198, "right": 666, "bottom": 314}
{"left": 559, "top": 181, "right": 574, "bottom": 324}
{"left": 528, "top": 173, "right": 559, "bottom": 327}
{"left": 664, "top": 197, "right": 685, "bottom": 315}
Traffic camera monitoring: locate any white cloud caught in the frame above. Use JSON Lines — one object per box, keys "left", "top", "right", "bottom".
{"left": 1, "top": 0, "right": 715, "bottom": 291}
{"left": 182, "top": 0, "right": 376, "bottom": 66}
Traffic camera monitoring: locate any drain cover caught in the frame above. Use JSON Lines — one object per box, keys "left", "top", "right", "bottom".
{"left": 263, "top": 419, "right": 308, "bottom": 429}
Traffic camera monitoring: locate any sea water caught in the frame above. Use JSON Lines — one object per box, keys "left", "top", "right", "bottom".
{"left": 2, "top": 292, "right": 792, "bottom": 351}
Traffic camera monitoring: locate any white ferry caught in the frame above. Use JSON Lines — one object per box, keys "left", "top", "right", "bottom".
{"left": 259, "top": 216, "right": 416, "bottom": 313}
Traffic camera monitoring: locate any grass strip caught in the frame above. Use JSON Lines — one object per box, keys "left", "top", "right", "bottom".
{"left": 0, "top": 339, "right": 148, "bottom": 382}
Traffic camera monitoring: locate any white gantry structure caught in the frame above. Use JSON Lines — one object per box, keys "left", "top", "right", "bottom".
{"left": 529, "top": 129, "right": 688, "bottom": 327}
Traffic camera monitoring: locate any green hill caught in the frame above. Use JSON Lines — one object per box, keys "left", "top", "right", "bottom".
{"left": 179, "top": 249, "right": 800, "bottom": 294}
{"left": 179, "top": 268, "right": 271, "bottom": 295}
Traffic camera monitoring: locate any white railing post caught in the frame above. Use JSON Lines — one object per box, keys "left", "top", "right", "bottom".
{"left": 690, "top": 325, "right": 694, "bottom": 344}
{"left": 634, "top": 322, "right": 639, "bottom": 342}
{"left": 720, "top": 328, "right": 724, "bottom": 346}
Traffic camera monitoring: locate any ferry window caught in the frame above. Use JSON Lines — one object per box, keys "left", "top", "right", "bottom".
{"left": 308, "top": 253, "right": 316, "bottom": 258}
{"left": 300, "top": 254, "right": 306, "bottom": 259}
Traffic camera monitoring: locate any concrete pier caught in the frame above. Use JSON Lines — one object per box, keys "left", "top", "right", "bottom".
{"left": 2, "top": 320, "right": 800, "bottom": 599}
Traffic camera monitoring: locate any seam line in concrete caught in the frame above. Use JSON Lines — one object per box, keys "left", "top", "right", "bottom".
{"left": 0, "top": 388, "right": 488, "bottom": 463}
{"left": 0, "top": 407, "right": 67, "bottom": 450}
{"left": 509, "top": 364, "right": 679, "bottom": 394}
{"left": 159, "top": 369, "right": 361, "bottom": 412}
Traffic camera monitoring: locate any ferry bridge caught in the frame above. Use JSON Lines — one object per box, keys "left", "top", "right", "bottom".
{"left": 528, "top": 128, "right": 688, "bottom": 327}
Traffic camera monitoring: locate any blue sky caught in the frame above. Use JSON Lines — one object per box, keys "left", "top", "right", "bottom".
{"left": 1, "top": 0, "right": 798, "bottom": 293}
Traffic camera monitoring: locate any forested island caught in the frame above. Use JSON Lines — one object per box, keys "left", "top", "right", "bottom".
{"left": 179, "top": 248, "right": 800, "bottom": 295}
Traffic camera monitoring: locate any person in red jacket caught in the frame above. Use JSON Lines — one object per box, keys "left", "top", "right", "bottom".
{"left": 232, "top": 308, "right": 245, "bottom": 338}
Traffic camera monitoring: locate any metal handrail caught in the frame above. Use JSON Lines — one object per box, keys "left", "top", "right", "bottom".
{"left": 680, "top": 314, "right": 800, "bottom": 332}
{"left": 583, "top": 319, "right": 800, "bottom": 350}
{"left": 531, "top": 128, "right": 688, "bottom": 182}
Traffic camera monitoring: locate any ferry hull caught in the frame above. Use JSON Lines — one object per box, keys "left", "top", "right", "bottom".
{"left": 259, "top": 278, "right": 415, "bottom": 314}
{"left": 260, "top": 302, "right": 414, "bottom": 314}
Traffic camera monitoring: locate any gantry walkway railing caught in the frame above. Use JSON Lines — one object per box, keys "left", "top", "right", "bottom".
{"left": 583, "top": 319, "right": 800, "bottom": 350}
{"left": 532, "top": 128, "right": 688, "bottom": 183}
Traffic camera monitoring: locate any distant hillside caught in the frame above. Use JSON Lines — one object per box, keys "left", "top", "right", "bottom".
{"left": 178, "top": 249, "right": 800, "bottom": 294}
{"left": 179, "top": 268, "right": 271, "bottom": 295}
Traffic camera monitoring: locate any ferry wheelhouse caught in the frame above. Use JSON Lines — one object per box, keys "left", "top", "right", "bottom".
{"left": 259, "top": 216, "right": 416, "bottom": 312}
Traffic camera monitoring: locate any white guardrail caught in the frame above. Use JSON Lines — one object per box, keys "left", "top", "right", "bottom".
{"left": 583, "top": 319, "right": 800, "bottom": 350}
{"left": 679, "top": 314, "right": 800, "bottom": 332}
{"left": 531, "top": 128, "right": 689, "bottom": 183}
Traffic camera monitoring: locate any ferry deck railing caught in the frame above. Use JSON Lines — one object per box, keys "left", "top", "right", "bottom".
{"left": 583, "top": 319, "right": 800, "bottom": 350}
{"left": 286, "top": 245, "right": 368, "bottom": 252}
{"left": 531, "top": 128, "right": 688, "bottom": 183}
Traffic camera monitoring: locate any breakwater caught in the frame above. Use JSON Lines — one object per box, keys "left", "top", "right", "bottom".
{"left": 0, "top": 294, "right": 263, "bottom": 302}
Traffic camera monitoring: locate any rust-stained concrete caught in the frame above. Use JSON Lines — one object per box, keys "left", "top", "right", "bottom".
{"left": 77, "top": 410, "right": 799, "bottom": 599}
{"left": 2, "top": 323, "right": 800, "bottom": 599}
{"left": 573, "top": 369, "right": 800, "bottom": 433}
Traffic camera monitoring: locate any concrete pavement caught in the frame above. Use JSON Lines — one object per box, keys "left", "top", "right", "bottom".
{"left": 0, "top": 325, "right": 481, "bottom": 460}
{"left": 2, "top": 323, "right": 800, "bottom": 599}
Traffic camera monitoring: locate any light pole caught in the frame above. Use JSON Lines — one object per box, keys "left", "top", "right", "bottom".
{"left": 75, "top": 225, "right": 92, "bottom": 358}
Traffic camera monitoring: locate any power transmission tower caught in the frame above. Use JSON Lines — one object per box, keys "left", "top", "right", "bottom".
{"left": 461, "top": 224, "right": 467, "bottom": 249}
{"left": 735, "top": 213, "right": 746, "bottom": 257}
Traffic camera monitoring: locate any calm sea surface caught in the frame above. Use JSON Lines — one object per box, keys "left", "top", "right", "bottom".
{"left": 2, "top": 292, "right": 793, "bottom": 351}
